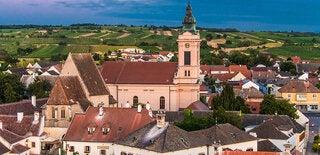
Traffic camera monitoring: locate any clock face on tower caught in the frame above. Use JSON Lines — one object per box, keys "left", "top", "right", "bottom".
{"left": 185, "top": 43, "right": 190, "bottom": 48}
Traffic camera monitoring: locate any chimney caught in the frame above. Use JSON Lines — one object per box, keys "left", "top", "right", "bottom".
{"left": 17, "top": 112, "right": 24, "bottom": 122}
{"left": 0, "top": 120, "right": 2, "bottom": 130}
{"left": 137, "top": 104, "right": 142, "bottom": 113}
{"left": 156, "top": 111, "right": 166, "bottom": 128}
{"left": 31, "top": 96, "right": 36, "bottom": 107}
{"left": 33, "top": 112, "right": 40, "bottom": 124}
{"left": 99, "top": 106, "right": 104, "bottom": 116}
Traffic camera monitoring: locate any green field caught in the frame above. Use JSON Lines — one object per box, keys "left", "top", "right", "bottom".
{"left": 1, "top": 25, "right": 320, "bottom": 59}
{"left": 266, "top": 45, "right": 320, "bottom": 60}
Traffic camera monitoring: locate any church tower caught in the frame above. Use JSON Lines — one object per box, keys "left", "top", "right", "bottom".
{"left": 174, "top": 0, "right": 201, "bottom": 109}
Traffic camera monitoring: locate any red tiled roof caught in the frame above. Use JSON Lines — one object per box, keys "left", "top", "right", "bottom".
{"left": 186, "top": 100, "right": 209, "bottom": 111}
{"left": 211, "top": 73, "right": 236, "bottom": 82}
{"left": 200, "top": 85, "right": 208, "bottom": 91}
{"left": 0, "top": 115, "right": 42, "bottom": 143}
{"left": 0, "top": 98, "right": 47, "bottom": 115}
{"left": 101, "top": 61, "right": 177, "bottom": 84}
{"left": 278, "top": 80, "right": 320, "bottom": 93}
{"left": 211, "top": 65, "right": 229, "bottom": 72}
{"left": 0, "top": 143, "right": 10, "bottom": 154}
{"left": 63, "top": 107, "right": 155, "bottom": 142}
{"left": 229, "top": 65, "right": 252, "bottom": 79}
{"left": 47, "top": 76, "right": 92, "bottom": 111}
{"left": 10, "top": 144, "right": 30, "bottom": 154}
{"left": 200, "top": 65, "right": 211, "bottom": 74}
{"left": 291, "top": 56, "right": 301, "bottom": 64}
{"left": 70, "top": 53, "right": 110, "bottom": 96}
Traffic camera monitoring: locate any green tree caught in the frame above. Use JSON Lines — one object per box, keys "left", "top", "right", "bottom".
{"left": 260, "top": 95, "right": 298, "bottom": 118}
{"left": 0, "top": 73, "right": 25, "bottom": 103}
{"left": 27, "top": 79, "right": 52, "bottom": 98}
{"left": 280, "top": 62, "right": 296, "bottom": 73}
{"left": 92, "top": 53, "right": 100, "bottom": 61}
{"left": 169, "top": 55, "right": 178, "bottom": 62}
{"left": 211, "top": 84, "right": 250, "bottom": 113}
{"left": 174, "top": 109, "right": 215, "bottom": 131}
{"left": 213, "top": 106, "right": 242, "bottom": 129}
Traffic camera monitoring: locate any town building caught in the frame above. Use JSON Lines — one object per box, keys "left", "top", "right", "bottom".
{"left": 278, "top": 80, "right": 320, "bottom": 112}
{"left": 43, "top": 53, "right": 115, "bottom": 140}
{"left": 100, "top": 0, "right": 201, "bottom": 111}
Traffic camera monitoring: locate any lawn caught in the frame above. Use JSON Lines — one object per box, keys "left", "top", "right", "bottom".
{"left": 266, "top": 45, "right": 320, "bottom": 60}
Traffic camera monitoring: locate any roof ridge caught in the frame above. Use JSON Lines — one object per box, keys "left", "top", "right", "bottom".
{"left": 116, "top": 62, "right": 126, "bottom": 84}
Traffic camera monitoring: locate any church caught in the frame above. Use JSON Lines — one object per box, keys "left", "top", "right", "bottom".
{"left": 100, "top": 1, "right": 202, "bottom": 111}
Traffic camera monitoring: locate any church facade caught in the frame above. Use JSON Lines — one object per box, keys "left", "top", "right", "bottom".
{"left": 100, "top": 1, "right": 201, "bottom": 111}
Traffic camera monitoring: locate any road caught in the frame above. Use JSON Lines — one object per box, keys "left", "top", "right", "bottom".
{"left": 303, "top": 113, "right": 320, "bottom": 155}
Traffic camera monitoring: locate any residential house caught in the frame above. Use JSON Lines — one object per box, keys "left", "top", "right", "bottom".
{"left": 297, "top": 63, "right": 320, "bottom": 74}
{"left": 31, "top": 62, "right": 60, "bottom": 74}
{"left": 3, "top": 68, "right": 29, "bottom": 77}
{"left": 0, "top": 113, "right": 46, "bottom": 155}
{"left": 278, "top": 80, "right": 320, "bottom": 112}
{"left": 247, "top": 115, "right": 306, "bottom": 154}
{"left": 235, "top": 87, "right": 264, "bottom": 114}
{"left": 20, "top": 74, "right": 58, "bottom": 88}
{"left": 117, "top": 122, "right": 258, "bottom": 155}
{"left": 63, "top": 107, "right": 155, "bottom": 155}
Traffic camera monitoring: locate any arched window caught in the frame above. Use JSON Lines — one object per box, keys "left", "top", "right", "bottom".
{"left": 133, "top": 96, "right": 139, "bottom": 104}
{"left": 160, "top": 96, "right": 165, "bottom": 109}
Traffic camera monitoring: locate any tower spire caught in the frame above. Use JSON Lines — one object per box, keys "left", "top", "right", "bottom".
{"left": 181, "top": 0, "right": 198, "bottom": 34}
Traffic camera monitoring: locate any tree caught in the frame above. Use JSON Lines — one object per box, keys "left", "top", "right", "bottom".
{"left": 260, "top": 95, "right": 298, "bottom": 119}
{"left": 205, "top": 34, "right": 213, "bottom": 41}
{"left": 27, "top": 79, "right": 52, "bottom": 98}
{"left": 280, "top": 62, "right": 296, "bottom": 72}
{"left": 169, "top": 55, "right": 178, "bottom": 62}
{"left": 0, "top": 73, "right": 25, "bottom": 103}
{"left": 174, "top": 109, "right": 215, "bottom": 131}
{"left": 92, "top": 53, "right": 100, "bottom": 61}
{"left": 211, "top": 84, "right": 250, "bottom": 113}
{"left": 213, "top": 106, "right": 242, "bottom": 129}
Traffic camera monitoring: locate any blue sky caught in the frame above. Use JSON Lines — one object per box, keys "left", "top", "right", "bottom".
{"left": 0, "top": 0, "right": 319, "bottom": 32}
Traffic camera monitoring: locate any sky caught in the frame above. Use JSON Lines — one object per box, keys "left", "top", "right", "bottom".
{"left": 0, "top": 0, "right": 319, "bottom": 32}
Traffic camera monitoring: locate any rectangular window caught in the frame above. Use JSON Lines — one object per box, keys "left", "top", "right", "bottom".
{"left": 297, "top": 94, "right": 307, "bottom": 100}
{"left": 51, "top": 107, "right": 55, "bottom": 119}
{"left": 100, "top": 150, "right": 106, "bottom": 155}
{"left": 84, "top": 146, "right": 90, "bottom": 153}
{"left": 32, "top": 142, "right": 36, "bottom": 148}
{"left": 69, "top": 146, "right": 74, "bottom": 152}
{"left": 313, "top": 94, "right": 318, "bottom": 99}
{"left": 287, "top": 94, "right": 291, "bottom": 99}
{"left": 61, "top": 109, "right": 66, "bottom": 118}
{"left": 184, "top": 51, "right": 191, "bottom": 65}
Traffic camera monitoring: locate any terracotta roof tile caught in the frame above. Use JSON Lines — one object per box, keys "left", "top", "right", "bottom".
{"left": 10, "top": 144, "right": 30, "bottom": 154}
{"left": 211, "top": 65, "right": 229, "bottom": 72}
{"left": 47, "top": 76, "right": 92, "bottom": 111}
{"left": 101, "top": 61, "right": 177, "bottom": 84}
{"left": 64, "top": 107, "right": 155, "bottom": 142}
{"left": 278, "top": 80, "right": 320, "bottom": 93}
{"left": 200, "top": 65, "right": 211, "bottom": 74}
{"left": 0, "top": 143, "right": 10, "bottom": 154}
{"left": 117, "top": 123, "right": 209, "bottom": 153}
{"left": 70, "top": 53, "right": 109, "bottom": 96}
{"left": 0, "top": 98, "right": 47, "bottom": 115}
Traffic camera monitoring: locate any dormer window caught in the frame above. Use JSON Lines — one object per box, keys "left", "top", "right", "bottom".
{"left": 88, "top": 127, "right": 95, "bottom": 134}
{"left": 102, "top": 127, "right": 110, "bottom": 135}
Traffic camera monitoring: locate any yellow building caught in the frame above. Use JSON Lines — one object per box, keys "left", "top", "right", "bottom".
{"left": 278, "top": 80, "right": 320, "bottom": 112}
